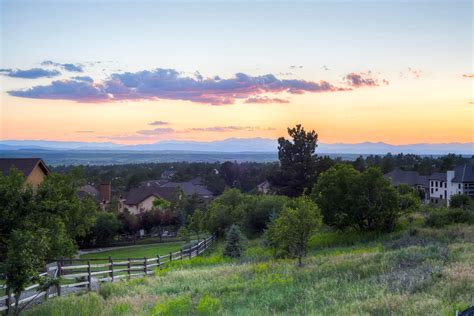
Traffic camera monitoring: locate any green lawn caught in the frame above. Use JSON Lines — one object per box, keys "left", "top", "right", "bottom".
{"left": 26, "top": 223, "right": 474, "bottom": 315}
{"left": 80, "top": 241, "right": 186, "bottom": 261}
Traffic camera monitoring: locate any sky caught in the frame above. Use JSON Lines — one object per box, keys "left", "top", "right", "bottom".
{"left": 0, "top": 0, "right": 473, "bottom": 145}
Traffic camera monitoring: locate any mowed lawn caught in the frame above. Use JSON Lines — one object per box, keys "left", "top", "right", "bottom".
{"left": 27, "top": 224, "right": 474, "bottom": 315}
{"left": 80, "top": 241, "right": 186, "bottom": 261}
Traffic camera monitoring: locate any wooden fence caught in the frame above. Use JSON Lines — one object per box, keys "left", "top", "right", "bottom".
{"left": 0, "top": 235, "right": 216, "bottom": 314}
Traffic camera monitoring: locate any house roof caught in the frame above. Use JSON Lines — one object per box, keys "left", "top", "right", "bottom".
{"left": 78, "top": 184, "right": 100, "bottom": 200}
{"left": 453, "top": 163, "right": 474, "bottom": 183}
{"left": 124, "top": 184, "right": 176, "bottom": 205}
{"left": 429, "top": 172, "right": 447, "bottom": 181}
{"left": 0, "top": 158, "right": 50, "bottom": 177}
{"left": 384, "top": 169, "right": 429, "bottom": 187}
{"left": 161, "top": 177, "right": 213, "bottom": 197}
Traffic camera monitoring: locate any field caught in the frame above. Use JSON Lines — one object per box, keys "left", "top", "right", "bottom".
{"left": 80, "top": 241, "right": 186, "bottom": 261}
{"left": 26, "top": 221, "right": 474, "bottom": 316}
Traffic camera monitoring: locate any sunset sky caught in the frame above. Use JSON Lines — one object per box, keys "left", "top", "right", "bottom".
{"left": 0, "top": 0, "right": 472, "bottom": 145}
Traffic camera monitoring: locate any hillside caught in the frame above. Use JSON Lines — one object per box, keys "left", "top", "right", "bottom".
{"left": 26, "top": 223, "right": 473, "bottom": 315}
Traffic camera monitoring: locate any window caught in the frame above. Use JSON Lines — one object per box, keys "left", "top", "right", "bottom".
{"left": 444, "top": 182, "right": 446, "bottom": 188}
{"left": 431, "top": 188, "right": 433, "bottom": 194}
{"left": 458, "top": 183, "right": 461, "bottom": 189}
{"left": 440, "top": 194, "right": 443, "bottom": 199}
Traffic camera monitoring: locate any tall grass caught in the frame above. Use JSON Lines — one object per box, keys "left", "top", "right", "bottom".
{"left": 26, "top": 224, "right": 474, "bottom": 315}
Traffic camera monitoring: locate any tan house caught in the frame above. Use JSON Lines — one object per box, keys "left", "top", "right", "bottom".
{"left": 120, "top": 184, "right": 177, "bottom": 215}
{"left": 0, "top": 158, "right": 50, "bottom": 188}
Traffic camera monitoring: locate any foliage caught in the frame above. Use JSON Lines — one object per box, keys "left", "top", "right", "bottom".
{"left": 425, "top": 207, "right": 474, "bottom": 228}
{"left": 5, "top": 229, "right": 49, "bottom": 315}
{"left": 265, "top": 197, "right": 322, "bottom": 266}
{"left": 203, "top": 189, "right": 288, "bottom": 237}
{"left": 188, "top": 209, "right": 204, "bottom": 239}
{"left": 151, "top": 295, "right": 193, "bottom": 316}
{"left": 312, "top": 164, "right": 402, "bottom": 232}
{"left": 196, "top": 294, "right": 222, "bottom": 315}
{"left": 450, "top": 194, "right": 473, "bottom": 209}
{"left": 178, "top": 226, "right": 191, "bottom": 243}
{"left": 90, "top": 212, "right": 122, "bottom": 245}
{"left": 25, "top": 224, "right": 474, "bottom": 316}
{"left": 223, "top": 225, "right": 246, "bottom": 258}
{"left": 270, "top": 124, "right": 319, "bottom": 197}
{"left": 117, "top": 210, "right": 140, "bottom": 235}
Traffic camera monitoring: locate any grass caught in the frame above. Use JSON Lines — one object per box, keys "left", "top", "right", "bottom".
{"left": 80, "top": 241, "right": 186, "bottom": 261}
{"left": 26, "top": 222, "right": 474, "bottom": 315}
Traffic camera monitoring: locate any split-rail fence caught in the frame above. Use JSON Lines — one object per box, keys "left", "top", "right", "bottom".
{"left": 0, "top": 235, "right": 216, "bottom": 314}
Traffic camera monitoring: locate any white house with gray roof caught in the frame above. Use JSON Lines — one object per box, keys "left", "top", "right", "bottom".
{"left": 428, "top": 163, "right": 474, "bottom": 206}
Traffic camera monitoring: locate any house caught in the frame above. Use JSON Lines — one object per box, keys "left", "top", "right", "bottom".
{"left": 428, "top": 163, "right": 474, "bottom": 206}
{"left": 120, "top": 184, "right": 177, "bottom": 215}
{"left": 78, "top": 182, "right": 112, "bottom": 210}
{"left": 0, "top": 158, "right": 50, "bottom": 188}
{"left": 140, "top": 177, "right": 214, "bottom": 200}
{"left": 161, "top": 170, "right": 176, "bottom": 180}
{"left": 257, "top": 180, "right": 272, "bottom": 194}
{"left": 384, "top": 169, "right": 429, "bottom": 202}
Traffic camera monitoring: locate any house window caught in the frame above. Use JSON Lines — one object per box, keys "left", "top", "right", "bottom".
{"left": 444, "top": 182, "right": 446, "bottom": 188}
{"left": 440, "top": 194, "right": 443, "bottom": 199}
{"left": 458, "top": 183, "right": 461, "bottom": 189}
{"left": 431, "top": 188, "right": 433, "bottom": 194}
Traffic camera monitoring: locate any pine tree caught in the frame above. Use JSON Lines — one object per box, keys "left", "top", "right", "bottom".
{"left": 223, "top": 225, "right": 246, "bottom": 258}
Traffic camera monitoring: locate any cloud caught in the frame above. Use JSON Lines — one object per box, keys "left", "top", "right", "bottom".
{"left": 400, "top": 67, "right": 425, "bottom": 79}
{"left": 72, "top": 76, "right": 94, "bottom": 83}
{"left": 462, "top": 73, "right": 474, "bottom": 78}
{"left": 136, "top": 128, "right": 175, "bottom": 135}
{"left": 76, "top": 130, "right": 94, "bottom": 133}
{"left": 8, "top": 68, "right": 348, "bottom": 104}
{"left": 290, "top": 65, "right": 304, "bottom": 69}
{"left": 0, "top": 68, "right": 61, "bottom": 79}
{"left": 42, "top": 60, "right": 84, "bottom": 73}
{"left": 244, "top": 96, "right": 289, "bottom": 104}
{"left": 344, "top": 72, "right": 389, "bottom": 87}
{"left": 8, "top": 79, "right": 111, "bottom": 102}
{"left": 148, "top": 120, "right": 169, "bottom": 126}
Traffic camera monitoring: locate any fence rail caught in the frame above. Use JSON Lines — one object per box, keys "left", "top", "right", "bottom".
{"left": 0, "top": 235, "right": 215, "bottom": 313}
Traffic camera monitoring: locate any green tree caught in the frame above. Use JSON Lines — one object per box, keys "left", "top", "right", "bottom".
{"left": 311, "top": 164, "right": 359, "bottom": 229}
{"left": 5, "top": 229, "right": 49, "bottom": 316}
{"left": 188, "top": 209, "right": 204, "bottom": 240}
{"left": 270, "top": 124, "right": 319, "bottom": 197}
{"left": 312, "top": 165, "right": 402, "bottom": 232}
{"left": 91, "top": 212, "right": 121, "bottom": 245}
{"left": 223, "top": 225, "right": 246, "bottom": 258}
{"left": 450, "top": 194, "right": 473, "bottom": 209}
{"left": 396, "top": 184, "right": 421, "bottom": 213}
{"left": 265, "top": 197, "right": 322, "bottom": 266}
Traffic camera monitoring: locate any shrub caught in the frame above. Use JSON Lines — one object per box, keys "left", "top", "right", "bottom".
{"left": 151, "top": 296, "right": 193, "bottom": 316}
{"left": 450, "top": 194, "right": 473, "bottom": 209}
{"left": 223, "top": 225, "right": 246, "bottom": 258}
{"left": 196, "top": 294, "right": 222, "bottom": 315}
{"left": 425, "top": 207, "right": 474, "bottom": 228}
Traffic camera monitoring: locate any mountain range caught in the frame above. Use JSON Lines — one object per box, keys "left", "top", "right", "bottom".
{"left": 0, "top": 138, "right": 473, "bottom": 155}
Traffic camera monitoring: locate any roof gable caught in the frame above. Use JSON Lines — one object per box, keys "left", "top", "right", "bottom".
{"left": 0, "top": 158, "right": 50, "bottom": 177}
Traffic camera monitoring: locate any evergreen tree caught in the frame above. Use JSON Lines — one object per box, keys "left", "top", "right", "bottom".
{"left": 223, "top": 225, "right": 246, "bottom": 258}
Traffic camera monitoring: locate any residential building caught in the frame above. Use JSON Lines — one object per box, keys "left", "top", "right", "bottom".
{"left": 120, "top": 184, "right": 177, "bottom": 214}
{"left": 428, "top": 163, "right": 474, "bottom": 206}
{"left": 0, "top": 158, "right": 50, "bottom": 188}
{"left": 384, "top": 169, "right": 429, "bottom": 202}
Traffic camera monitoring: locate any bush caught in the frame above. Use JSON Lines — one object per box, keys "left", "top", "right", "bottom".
{"left": 151, "top": 296, "right": 193, "bottom": 316}
{"left": 196, "top": 294, "right": 222, "bottom": 315}
{"left": 223, "top": 225, "right": 246, "bottom": 258}
{"left": 425, "top": 207, "right": 474, "bottom": 228}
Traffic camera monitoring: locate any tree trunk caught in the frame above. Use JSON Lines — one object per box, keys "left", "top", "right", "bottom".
{"left": 13, "top": 293, "right": 21, "bottom": 316}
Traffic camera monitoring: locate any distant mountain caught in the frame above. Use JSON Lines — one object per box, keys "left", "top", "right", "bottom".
{"left": 0, "top": 139, "right": 473, "bottom": 155}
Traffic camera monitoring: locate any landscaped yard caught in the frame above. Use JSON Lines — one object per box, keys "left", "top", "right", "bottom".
{"left": 80, "top": 241, "right": 186, "bottom": 261}
{"left": 26, "top": 223, "right": 474, "bottom": 315}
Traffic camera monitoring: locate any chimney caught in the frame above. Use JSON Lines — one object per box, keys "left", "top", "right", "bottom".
{"left": 99, "top": 182, "right": 111, "bottom": 203}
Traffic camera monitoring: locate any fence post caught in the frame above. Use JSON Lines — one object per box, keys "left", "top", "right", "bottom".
{"left": 6, "top": 286, "right": 11, "bottom": 315}
{"left": 87, "top": 261, "right": 92, "bottom": 292}
{"left": 169, "top": 252, "right": 172, "bottom": 262}
{"left": 127, "top": 258, "right": 131, "bottom": 280}
{"left": 189, "top": 246, "right": 192, "bottom": 259}
{"left": 157, "top": 254, "right": 161, "bottom": 269}
{"left": 57, "top": 259, "right": 62, "bottom": 297}
{"left": 180, "top": 248, "right": 183, "bottom": 260}
{"left": 144, "top": 257, "right": 148, "bottom": 275}
{"left": 109, "top": 256, "right": 114, "bottom": 282}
